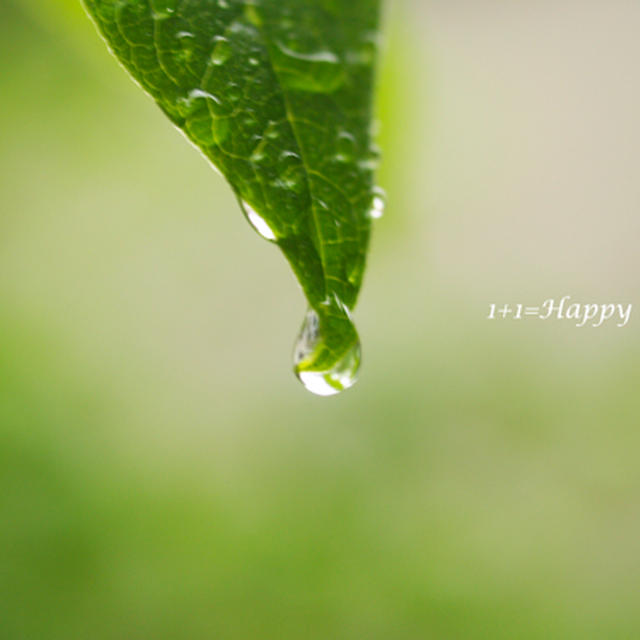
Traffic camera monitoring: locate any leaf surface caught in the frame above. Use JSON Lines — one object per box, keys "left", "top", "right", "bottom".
{"left": 83, "top": 0, "right": 382, "bottom": 393}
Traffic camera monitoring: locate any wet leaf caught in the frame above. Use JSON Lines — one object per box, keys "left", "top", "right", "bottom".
{"left": 83, "top": 0, "right": 383, "bottom": 394}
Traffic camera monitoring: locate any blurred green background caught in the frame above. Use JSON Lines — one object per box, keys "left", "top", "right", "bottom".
{"left": 1, "top": 0, "right": 639, "bottom": 638}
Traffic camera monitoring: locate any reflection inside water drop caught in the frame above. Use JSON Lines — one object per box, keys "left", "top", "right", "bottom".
{"left": 297, "top": 350, "right": 360, "bottom": 396}
{"left": 293, "top": 308, "right": 361, "bottom": 396}
{"left": 241, "top": 200, "right": 277, "bottom": 240}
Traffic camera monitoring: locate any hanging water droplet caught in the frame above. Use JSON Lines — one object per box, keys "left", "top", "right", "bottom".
{"left": 241, "top": 200, "right": 277, "bottom": 240}
{"left": 293, "top": 307, "right": 361, "bottom": 396}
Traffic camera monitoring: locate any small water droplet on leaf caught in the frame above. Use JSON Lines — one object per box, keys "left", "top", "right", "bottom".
{"left": 334, "top": 131, "right": 356, "bottom": 163}
{"left": 293, "top": 306, "right": 361, "bottom": 396}
{"left": 210, "top": 36, "right": 231, "bottom": 66}
{"left": 272, "top": 41, "right": 345, "bottom": 93}
{"left": 369, "top": 187, "right": 386, "bottom": 219}
{"left": 241, "top": 200, "right": 277, "bottom": 240}
{"left": 175, "top": 31, "right": 196, "bottom": 63}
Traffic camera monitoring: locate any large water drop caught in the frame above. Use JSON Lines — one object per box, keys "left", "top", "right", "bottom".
{"left": 241, "top": 200, "right": 277, "bottom": 240}
{"left": 293, "top": 308, "right": 361, "bottom": 396}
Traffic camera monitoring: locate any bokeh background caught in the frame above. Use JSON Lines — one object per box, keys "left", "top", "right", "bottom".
{"left": 2, "top": 0, "right": 639, "bottom": 637}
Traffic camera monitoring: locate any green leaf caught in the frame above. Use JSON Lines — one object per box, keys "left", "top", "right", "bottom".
{"left": 82, "top": 0, "right": 383, "bottom": 395}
